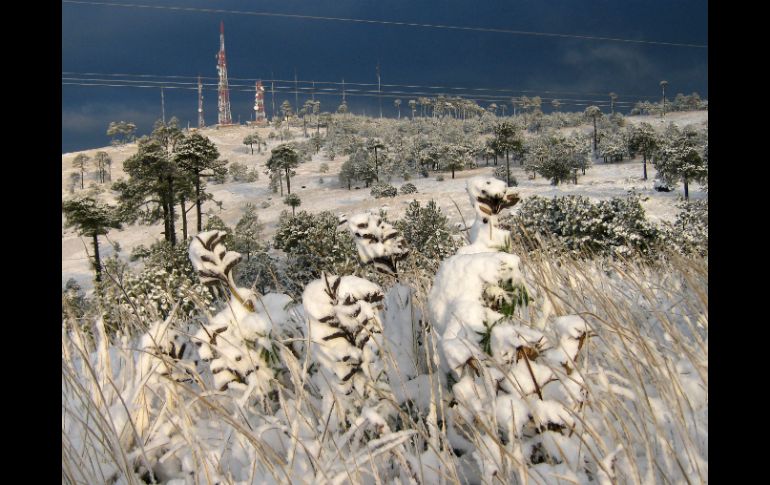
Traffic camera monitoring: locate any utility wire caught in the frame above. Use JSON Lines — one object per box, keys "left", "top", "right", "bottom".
{"left": 61, "top": 77, "right": 639, "bottom": 105}
{"left": 62, "top": 1, "right": 708, "bottom": 49}
{"left": 62, "top": 78, "right": 641, "bottom": 104}
{"left": 62, "top": 72, "right": 661, "bottom": 99}
{"left": 62, "top": 81, "right": 639, "bottom": 108}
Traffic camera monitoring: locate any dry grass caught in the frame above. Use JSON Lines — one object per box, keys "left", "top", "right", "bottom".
{"left": 62, "top": 245, "right": 707, "bottom": 484}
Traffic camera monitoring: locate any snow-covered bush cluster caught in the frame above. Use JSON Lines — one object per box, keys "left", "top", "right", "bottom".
{"left": 504, "top": 193, "right": 661, "bottom": 257}
{"left": 663, "top": 198, "right": 708, "bottom": 256}
{"left": 189, "top": 231, "right": 292, "bottom": 401}
{"left": 63, "top": 176, "right": 707, "bottom": 485}
{"left": 504, "top": 193, "right": 708, "bottom": 258}
{"left": 99, "top": 248, "right": 215, "bottom": 323}
{"left": 423, "top": 177, "right": 597, "bottom": 481}
{"left": 493, "top": 165, "right": 518, "bottom": 186}
{"left": 370, "top": 182, "right": 398, "bottom": 198}
{"left": 272, "top": 209, "right": 358, "bottom": 295}
{"left": 395, "top": 199, "right": 460, "bottom": 262}
{"left": 399, "top": 182, "right": 417, "bottom": 194}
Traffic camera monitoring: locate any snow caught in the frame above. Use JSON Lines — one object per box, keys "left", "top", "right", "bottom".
{"left": 347, "top": 212, "right": 409, "bottom": 274}
{"left": 428, "top": 251, "right": 525, "bottom": 373}
{"left": 62, "top": 112, "right": 707, "bottom": 290}
{"left": 62, "top": 113, "right": 707, "bottom": 485}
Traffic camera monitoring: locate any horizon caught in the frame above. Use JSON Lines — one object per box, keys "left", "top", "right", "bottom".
{"left": 62, "top": 0, "right": 708, "bottom": 153}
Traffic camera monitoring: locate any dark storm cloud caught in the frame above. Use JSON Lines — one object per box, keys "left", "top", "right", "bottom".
{"left": 62, "top": 0, "right": 707, "bottom": 152}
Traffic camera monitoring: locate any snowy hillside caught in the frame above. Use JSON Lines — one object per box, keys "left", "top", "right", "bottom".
{"left": 61, "top": 111, "right": 707, "bottom": 289}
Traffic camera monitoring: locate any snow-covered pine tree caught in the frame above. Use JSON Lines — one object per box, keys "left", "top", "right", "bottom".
{"left": 232, "top": 202, "right": 263, "bottom": 261}
{"left": 653, "top": 127, "right": 707, "bottom": 200}
{"left": 395, "top": 199, "right": 458, "bottom": 262}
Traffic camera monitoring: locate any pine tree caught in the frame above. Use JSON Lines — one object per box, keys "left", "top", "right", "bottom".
{"left": 266, "top": 144, "right": 300, "bottom": 194}
{"left": 281, "top": 100, "right": 293, "bottom": 120}
{"left": 175, "top": 132, "right": 227, "bottom": 232}
{"left": 584, "top": 106, "right": 602, "bottom": 152}
{"left": 116, "top": 137, "right": 182, "bottom": 245}
{"left": 283, "top": 193, "right": 301, "bottom": 216}
{"left": 242, "top": 133, "right": 263, "bottom": 154}
{"left": 62, "top": 193, "right": 122, "bottom": 282}
{"left": 106, "top": 120, "right": 137, "bottom": 146}
{"left": 366, "top": 138, "right": 386, "bottom": 181}
{"left": 93, "top": 151, "right": 111, "bottom": 183}
{"left": 493, "top": 121, "right": 524, "bottom": 185}
{"left": 233, "top": 202, "right": 264, "bottom": 260}
{"left": 395, "top": 199, "right": 458, "bottom": 261}
{"left": 653, "top": 127, "right": 707, "bottom": 200}
{"left": 72, "top": 153, "right": 90, "bottom": 190}
{"left": 629, "top": 122, "right": 658, "bottom": 180}
{"left": 442, "top": 144, "right": 471, "bottom": 179}
{"left": 339, "top": 159, "right": 356, "bottom": 190}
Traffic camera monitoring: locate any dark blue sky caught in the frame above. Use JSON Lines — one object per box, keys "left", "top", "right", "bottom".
{"left": 62, "top": 0, "right": 708, "bottom": 153}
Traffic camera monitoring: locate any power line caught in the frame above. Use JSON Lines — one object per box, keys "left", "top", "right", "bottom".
{"left": 62, "top": 1, "right": 708, "bottom": 49}
{"left": 61, "top": 80, "right": 641, "bottom": 108}
{"left": 62, "top": 77, "right": 642, "bottom": 105}
{"left": 62, "top": 71, "right": 663, "bottom": 99}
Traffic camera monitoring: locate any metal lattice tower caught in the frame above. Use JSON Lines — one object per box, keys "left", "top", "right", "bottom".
{"left": 254, "top": 80, "right": 266, "bottom": 122}
{"left": 198, "top": 75, "right": 205, "bottom": 128}
{"left": 216, "top": 21, "right": 232, "bottom": 125}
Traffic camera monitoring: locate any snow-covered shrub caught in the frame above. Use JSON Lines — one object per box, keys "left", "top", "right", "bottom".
{"left": 662, "top": 199, "right": 708, "bottom": 256}
{"left": 62, "top": 277, "right": 88, "bottom": 321}
{"left": 395, "top": 199, "right": 459, "bottom": 262}
{"left": 654, "top": 174, "right": 675, "bottom": 192}
{"left": 190, "top": 230, "right": 296, "bottom": 402}
{"left": 493, "top": 165, "right": 518, "bottom": 186}
{"left": 347, "top": 212, "right": 409, "bottom": 275}
{"left": 130, "top": 240, "right": 196, "bottom": 275}
{"left": 506, "top": 193, "right": 661, "bottom": 257}
{"left": 228, "top": 161, "right": 248, "bottom": 181}
{"left": 273, "top": 210, "right": 357, "bottom": 295}
{"left": 427, "top": 176, "right": 598, "bottom": 481}
{"left": 399, "top": 182, "right": 417, "bottom": 194}
{"left": 233, "top": 248, "right": 284, "bottom": 293}
{"left": 302, "top": 274, "right": 392, "bottom": 420}
{"left": 370, "top": 182, "right": 398, "bottom": 198}
{"left": 464, "top": 176, "right": 520, "bottom": 252}
{"left": 100, "top": 246, "right": 215, "bottom": 323}
{"left": 245, "top": 167, "right": 259, "bottom": 182}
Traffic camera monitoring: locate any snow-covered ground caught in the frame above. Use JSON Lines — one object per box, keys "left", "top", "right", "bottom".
{"left": 62, "top": 111, "right": 707, "bottom": 289}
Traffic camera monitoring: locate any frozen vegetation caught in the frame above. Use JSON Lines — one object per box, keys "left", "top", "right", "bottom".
{"left": 63, "top": 109, "right": 707, "bottom": 484}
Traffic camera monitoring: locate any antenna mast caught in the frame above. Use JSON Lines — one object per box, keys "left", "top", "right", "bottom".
{"left": 254, "top": 80, "right": 266, "bottom": 124}
{"left": 198, "top": 75, "right": 205, "bottom": 128}
{"left": 216, "top": 21, "right": 233, "bottom": 125}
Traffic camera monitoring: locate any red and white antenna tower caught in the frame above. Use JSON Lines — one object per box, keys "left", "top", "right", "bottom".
{"left": 254, "top": 80, "right": 266, "bottom": 123}
{"left": 197, "top": 75, "right": 205, "bottom": 128}
{"left": 216, "top": 21, "right": 233, "bottom": 125}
